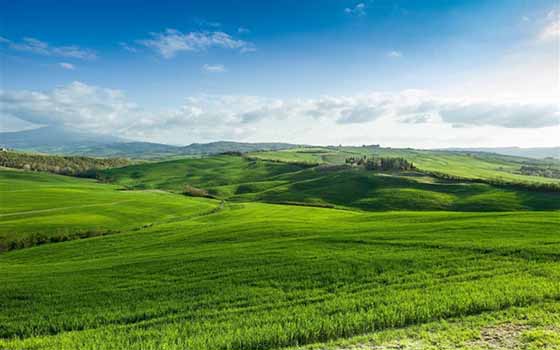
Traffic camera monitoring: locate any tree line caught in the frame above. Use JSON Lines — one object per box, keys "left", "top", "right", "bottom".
{"left": 519, "top": 165, "right": 560, "bottom": 179}
{"left": 421, "top": 170, "right": 560, "bottom": 193}
{"left": 0, "top": 151, "right": 129, "bottom": 177}
{"left": 345, "top": 156, "right": 415, "bottom": 171}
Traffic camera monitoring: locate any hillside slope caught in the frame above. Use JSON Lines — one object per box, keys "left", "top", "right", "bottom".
{"left": 249, "top": 147, "right": 560, "bottom": 184}
{"left": 0, "top": 169, "right": 217, "bottom": 250}
{"left": 101, "top": 155, "right": 560, "bottom": 211}
{"left": 0, "top": 127, "right": 301, "bottom": 159}
{"left": 1, "top": 201, "right": 559, "bottom": 349}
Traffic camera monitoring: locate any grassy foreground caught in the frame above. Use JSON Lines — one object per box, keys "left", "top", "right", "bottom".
{"left": 1, "top": 197, "right": 559, "bottom": 349}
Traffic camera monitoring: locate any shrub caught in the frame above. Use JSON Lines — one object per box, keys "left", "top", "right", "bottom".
{"left": 183, "top": 185, "right": 210, "bottom": 198}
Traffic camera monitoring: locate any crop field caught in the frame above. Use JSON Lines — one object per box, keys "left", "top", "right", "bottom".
{"left": 249, "top": 147, "right": 560, "bottom": 184}
{"left": 0, "top": 169, "right": 216, "bottom": 250}
{"left": 1, "top": 151, "right": 559, "bottom": 350}
{"left": 102, "top": 155, "right": 560, "bottom": 211}
{"left": 1, "top": 196, "right": 560, "bottom": 349}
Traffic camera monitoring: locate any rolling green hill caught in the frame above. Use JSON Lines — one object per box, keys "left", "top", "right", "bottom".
{"left": 249, "top": 147, "right": 560, "bottom": 185}
{"left": 0, "top": 169, "right": 217, "bottom": 251}
{"left": 0, "top": 126, "right": 302, "bottom": 159}
{"left": 101, "top": 155, "right": 560, "bottom": 211}
{"left": 1, "top": 195, "right": 559, "bottom": 349}
{"left": 1, "top": 156, "right": 560, "bottom": 349}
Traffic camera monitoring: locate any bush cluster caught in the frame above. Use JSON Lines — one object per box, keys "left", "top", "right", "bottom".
{"left": 345, "top": 156, "right": 415, "bottom": 171}
{"left": 183, "top": 185, "right": 211, "bottom": 198}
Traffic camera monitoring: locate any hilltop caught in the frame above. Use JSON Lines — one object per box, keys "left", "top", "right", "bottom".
{"left": 0, "top": 127, "right": 302, "bottom": 159}
{"left": 101, "top": 153, "right": 560, "bottom": 212}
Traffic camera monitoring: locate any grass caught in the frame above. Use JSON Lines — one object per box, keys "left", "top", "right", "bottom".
{"left": 299, "top": 301, "right": 560, "bottom": 349}
{"left": 0, "top": 169, "right": 217, "bottom": 250}
{"left": 1, "top": 195, "right": 560, "bottom": 349}
{"left": 249, "top": 147, "right": 560, "bottom": 184}
{"left": 101, "top": 155, "right": 560, "bottom": 211}
{"left": 1, "top": 153, "right": 560, "bottom": 349}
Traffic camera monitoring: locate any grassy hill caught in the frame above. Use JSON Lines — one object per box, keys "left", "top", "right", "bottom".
{"left": 249, "top": 147, "right": 560, "bottom": 184}
{"left": 1, "top": 194, "right": 559, "bottom": 349}
{"left": 0, "top": 169, "right": 217, "bottom": 251}
{"left": 101, "top": 155, "right": 560, "bottom": 211}
{"left": 2, "top": 149, "right": 560, "bottom": 349}
{"left": 0, "top": 126, "right": 302, "bottom": 159}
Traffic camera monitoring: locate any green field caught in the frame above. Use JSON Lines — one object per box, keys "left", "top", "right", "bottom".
{"left": 1, "top": 150, "right": 560, "bottom": 349}
{"left": 1, "top": 194, "right": 560, "bottom": 349}
{"left": 102, "top": 155, "right": 560, "bottom": 211}
{"left": 250, "top": 147, "right": 560, "bottom": 184}
{"left": 0, "top": 169, "right": 216, "bottom": 250}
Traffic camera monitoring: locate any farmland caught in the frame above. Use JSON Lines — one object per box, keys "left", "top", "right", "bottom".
{"left": 249, "top": 147, "right": 560, "bottom": 184}
{"left": 102, "top": 154, "right": 560, "bottom": 211}
{"left": 0, "top": 169, "right": 216, "bottom": 251}
{"left": 1, "top": 149, "right": 559, "bottom": 350}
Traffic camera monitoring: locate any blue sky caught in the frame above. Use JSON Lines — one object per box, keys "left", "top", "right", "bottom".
{"left": 1, "top": 0, "right": 558, "bottom": 147}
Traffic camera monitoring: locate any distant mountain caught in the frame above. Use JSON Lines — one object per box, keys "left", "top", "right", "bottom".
{"left": 0, "top": 126, "right": 124, "bottom": 149}
{"left": 442, "top": 147, "right": 560, "bottom": 159}
{"left": 181, "top": 141, "right": 301, "bottom": 155}
{"left": 0, "top": 127, "right": 301, "bottom": 159}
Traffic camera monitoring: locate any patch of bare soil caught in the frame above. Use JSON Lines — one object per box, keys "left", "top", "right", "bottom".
{"left": 334, "top": 323, "right": 536, "bottom": 350}
{"left": 466, "top": 323, "right": 529, "bottom": 349}
{"left": 336, "top": 340, "right": 425, "bottom": 350}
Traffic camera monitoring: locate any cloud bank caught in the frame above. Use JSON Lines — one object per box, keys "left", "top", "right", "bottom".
{"left": 1, "top": 82, "right": 558, "bottom": 145}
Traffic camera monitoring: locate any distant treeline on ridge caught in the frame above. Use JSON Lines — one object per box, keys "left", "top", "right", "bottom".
{"left": 0, "top": 151, "right": 129, "bottom": 177}
{"left": 345, "top": 156, "right": 415, "bottom": 171}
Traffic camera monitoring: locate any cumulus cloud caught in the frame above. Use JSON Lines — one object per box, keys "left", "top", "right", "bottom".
{"left": 59, "top": 62, "right": 75, "bottom": 70}
{"left": 202, "top": 64, "right": 226, "bottom": 73}
{"left": 344, "top": 3, "right": 366, "bottom": 16}
{"left": 387, "top": 50, "right": 402, "bottom": 58}
{"left": 137, "top": 29, "right": 255, "bottom": 58}
{"left": 436, "top": 101, "right": 560, "bottom": 128}
{"left": 0, "top": 82, "right": 141, "bottom": 132}
{"left": 539, "top": 10, "right": 559, "bottom": 41}
{"left": 0, "top": 36, "right": 97, "bottom": 60}
{"left": 1, "top": 83, "right": 558, "bottom": 144}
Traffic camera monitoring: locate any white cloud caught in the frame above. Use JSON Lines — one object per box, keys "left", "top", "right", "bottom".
{"left": 0, "top": 36, "right": 97, "bottom": 60}
{"left": 387, "top": 50, "right": 402, "bottom": 58}
{"left": 0, "top": 82, "right": 141, "bottom": 133}
{"left": 137, "top": 29, "right": 255, "bottom": 58}
{"left": 1, "top": 83, "right": 558, "bottom": 146}
{"left": 238, "top": 27, "right": 250, "bottom": 34}
{"left": 539, "top": 10, "right": 559, "bottom": 41}
{"left": 540, "top": 20, "right": 559, "bottom": 41}
{"left": 59, "top": 62, "right": 75, "bottom": 70}
{"left": 436, "top": 101, "right": 560, "bottom": 128}
{"left": 119, "top": 42, "right": 138, "bottom": 53}
{"left": 202, "top": 64, "right": 226, "bottom": 73}
{"left": 344, "top": 3, "right": 366, "bottom": 16}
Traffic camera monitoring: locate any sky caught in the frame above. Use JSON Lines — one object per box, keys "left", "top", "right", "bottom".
{"left": 1, "top": 0, "right": 559, "bottom": 148}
